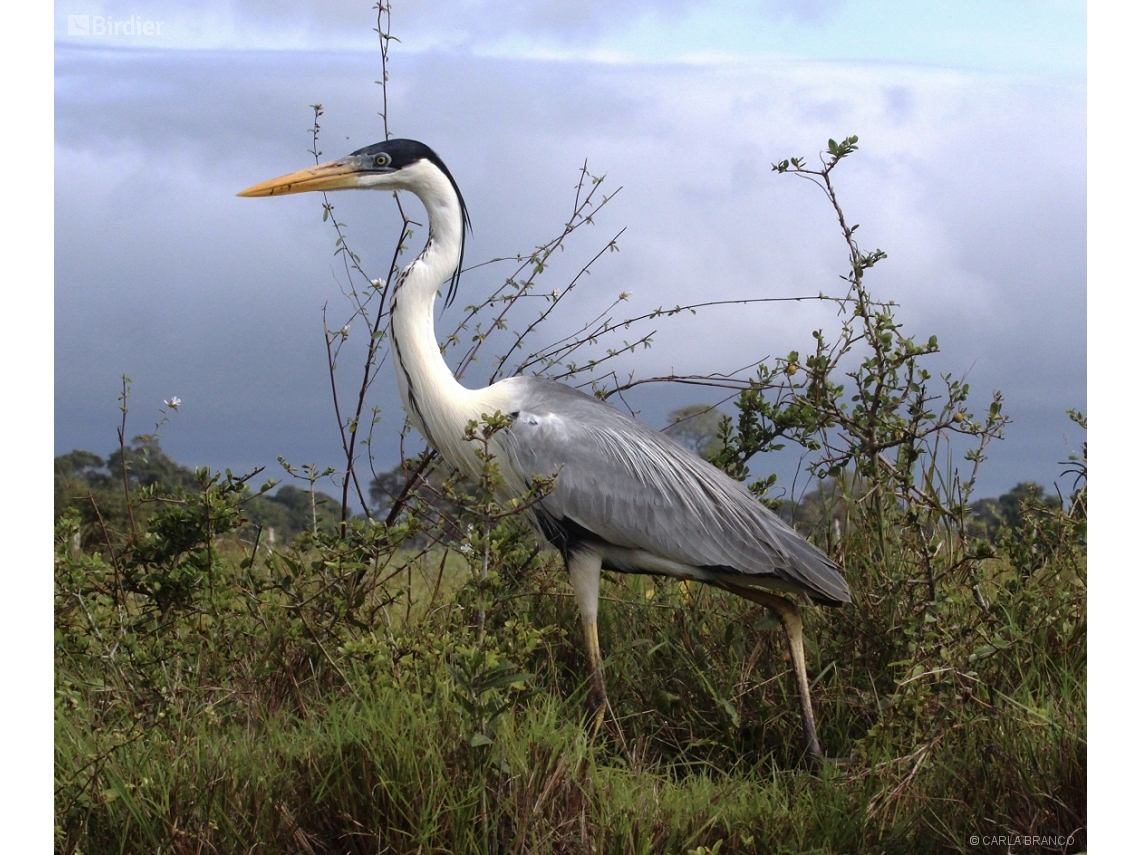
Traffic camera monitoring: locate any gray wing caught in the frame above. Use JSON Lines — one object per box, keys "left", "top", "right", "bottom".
{"left": 495, "top": 378, "right": 850, "bottom": 605}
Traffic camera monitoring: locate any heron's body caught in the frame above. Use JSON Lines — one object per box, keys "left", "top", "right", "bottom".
{"left": 240, "top": 138, "right": 850, "bottom": 762}
{"left": 491, "top": 376, "right": 847, "bottom": 601}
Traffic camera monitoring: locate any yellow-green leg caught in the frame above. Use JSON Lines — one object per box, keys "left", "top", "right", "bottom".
{"left": 581, "top": 615, "right": 607, "bottom": 736}
{"left": 568, "top": 551, "right": 607, "bottom": 735}
{"left": 717, "top": 583, "right": 824, "bottom": 763}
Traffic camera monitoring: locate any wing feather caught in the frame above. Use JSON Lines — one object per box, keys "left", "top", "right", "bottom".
{"left": 495, "top": 378, "right": 850, "bottom": 605}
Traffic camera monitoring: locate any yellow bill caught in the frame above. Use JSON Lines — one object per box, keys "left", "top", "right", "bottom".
{"left": 237, "top": 158, "right": 362, "bottom": 197}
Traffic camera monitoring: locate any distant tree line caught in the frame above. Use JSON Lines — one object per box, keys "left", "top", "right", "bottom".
{"left": 55, "top": 407, "right": 1073, "bottom": 553}
{"left": 55, "top": 437, "right": 344, "bottom": 549}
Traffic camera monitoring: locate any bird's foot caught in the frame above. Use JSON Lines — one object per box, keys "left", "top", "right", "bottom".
{"left": 585, "top": 687, "right": 607, "bottom": 738}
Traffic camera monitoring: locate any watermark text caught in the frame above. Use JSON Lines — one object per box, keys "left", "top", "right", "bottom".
{"left": 969, "top": 834, "right": 1076, "bottom": 848}
{"left": 67, "top": 15, "right": 165, "bottom": 37}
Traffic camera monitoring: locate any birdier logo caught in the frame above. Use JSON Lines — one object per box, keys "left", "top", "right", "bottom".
{"left": 67, "top": 15, "right": 165, "bottom": 37}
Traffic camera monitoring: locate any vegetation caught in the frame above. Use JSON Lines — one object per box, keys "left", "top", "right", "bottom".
{"left": 52, "top": 429, "right": 1088, "bottom": 853}
{"left": 54, "top": 10, "right": 1085, "bottom": 849}
{"left": 56, "top": 434, "right": 347, "bottom": 550}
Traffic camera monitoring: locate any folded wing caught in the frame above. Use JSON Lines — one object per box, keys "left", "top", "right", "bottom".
{"left": 496, "top": 378, "right": 850, "bottom": 606}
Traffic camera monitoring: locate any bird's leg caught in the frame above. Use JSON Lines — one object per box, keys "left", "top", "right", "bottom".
{"left": 718, "top": 584, "right": 824, "bottom": 764}
{"left": 567, "top": 550, "right": 607, "bottom": 735}
{"left": 580, "top": 614, "right": 607, "bottom": 736}
{"left": 769, "top": 597, "right": 824, "bottom": 764}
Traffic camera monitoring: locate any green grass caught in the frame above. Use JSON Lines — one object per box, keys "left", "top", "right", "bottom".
{"left": 55, "top": 511, "right": 1085, "bottom": 854}
{"left": 55, "top": 670, "right": 1083, "bottom": 853}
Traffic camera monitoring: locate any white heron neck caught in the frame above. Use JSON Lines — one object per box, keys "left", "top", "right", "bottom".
{"left": 388, "top": 161, "right": 488, "bottom": 475}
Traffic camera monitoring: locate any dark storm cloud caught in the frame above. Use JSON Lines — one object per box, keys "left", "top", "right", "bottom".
{"left": 55, "top": 45, "right": 1085, "bottom": 501}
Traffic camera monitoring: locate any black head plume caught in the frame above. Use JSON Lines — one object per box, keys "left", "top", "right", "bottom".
{"left": 350, "top": 139, "right": 472, "bottom": 309}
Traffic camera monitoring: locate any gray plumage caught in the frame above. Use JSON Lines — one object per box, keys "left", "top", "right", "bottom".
{"left": 495, "top": 376, "right": 851, "bottom": 606}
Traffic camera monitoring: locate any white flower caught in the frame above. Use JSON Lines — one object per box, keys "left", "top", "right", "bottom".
{"left": 459, "top": 524, "right": 476, "bottom": 555}
{"left": 341, "top": 324, "right": 350, "bottom": 339}
{"left": 164, "top": 397, "right": 181, "bottom": 411}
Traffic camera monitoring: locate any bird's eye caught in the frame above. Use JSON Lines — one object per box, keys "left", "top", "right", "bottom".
{"left": 375, "top": 153, "right": 391, "bottom": 168}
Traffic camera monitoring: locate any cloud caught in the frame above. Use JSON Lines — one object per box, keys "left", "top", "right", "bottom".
{"left": 55, "top": 44, "right": 1085, "bottom": 499}
{"left": 758, "top": 0, "right": 847, "bottom": 25}
{"left": 54, "top": 1, "right": 1084, "bottom": 76}
{"left": 54, "top": 0, "right": 695, "bottom": 51}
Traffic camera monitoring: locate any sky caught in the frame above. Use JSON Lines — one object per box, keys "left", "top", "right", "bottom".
{"left": 54, "top": 0, "right": 1087, "bottom": 507}
{"left": 34, "top": 3, "right": 1135, "bottom": 841}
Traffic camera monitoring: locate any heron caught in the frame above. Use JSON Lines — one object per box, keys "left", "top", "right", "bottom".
{"left": 239, "top": 138, "right": 850, "bottom": 762}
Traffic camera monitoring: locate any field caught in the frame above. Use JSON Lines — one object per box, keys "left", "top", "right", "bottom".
{"left": 54, "top": 471, "right": 1086, "bottom": 853}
